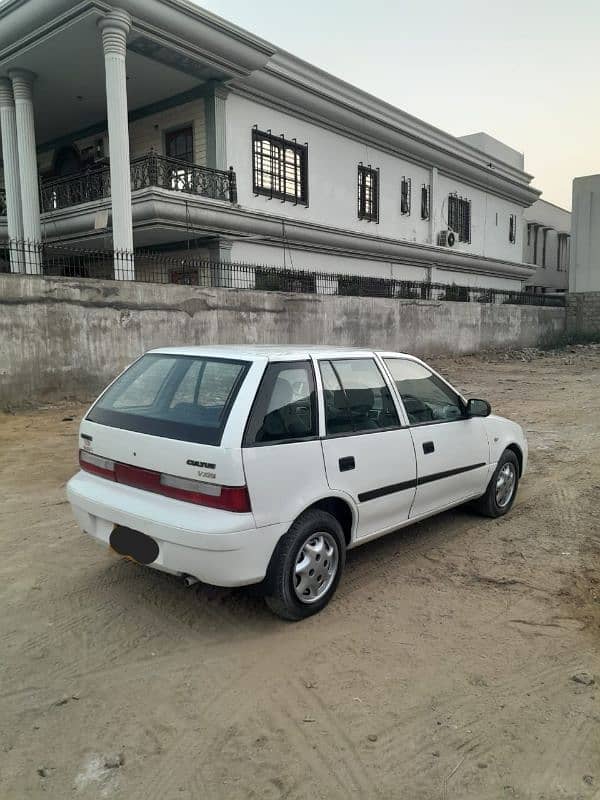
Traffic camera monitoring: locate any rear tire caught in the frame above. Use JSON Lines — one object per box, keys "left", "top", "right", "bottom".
{"left": 474, "top": 449, "right": 519, "bottom": 518}
{"left": 265, "top": 509, "right": 346, "bottom": 621}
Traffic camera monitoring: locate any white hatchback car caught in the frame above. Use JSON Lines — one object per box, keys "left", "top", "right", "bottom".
{"left": 68, "top": 346, "right": 527, "bottom": 620}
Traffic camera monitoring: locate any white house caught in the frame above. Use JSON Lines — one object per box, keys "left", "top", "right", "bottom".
{"left": 523, "top": 199, "right": 571, "bottom": 294}
{"left": 0, "top": 0, "right": 540, "bottom": 289}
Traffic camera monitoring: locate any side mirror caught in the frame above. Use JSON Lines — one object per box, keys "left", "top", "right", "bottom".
{"left": 467, "top": 398, "right": 491, "bottom": 417}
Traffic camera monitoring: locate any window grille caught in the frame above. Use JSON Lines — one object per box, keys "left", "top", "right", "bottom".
{"left": 509, "top": 214, "right": 517, "bottom": 244}
{"left": 252, "top": 127, "right": 308, "bottom": 205}
{"left": 358, "top": 164, "right": 379, "bottom": 222}
{"left": 401, "top": 177, "right": 411, "bottom": 215}
{"left": 420, "top": 184, "right": 430, "bottom": 220}
{"left": 448, "top": 193, "right": 471, "bottom": 243}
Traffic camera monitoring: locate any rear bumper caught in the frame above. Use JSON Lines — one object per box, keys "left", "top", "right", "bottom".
{"left": 67, "top": 471, "right": 287, "bottom": 587}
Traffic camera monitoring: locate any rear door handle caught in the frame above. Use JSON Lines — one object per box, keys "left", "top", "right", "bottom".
{"left": 339, "top": 456, "right": 355, "bottom": 472}
{"left": 422, "top": 441, "right": 435, "bottom": 454}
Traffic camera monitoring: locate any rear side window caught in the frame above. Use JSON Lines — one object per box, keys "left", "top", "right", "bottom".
{"left": 244, "top": 361, "right": 317, "bottom": 445}
{"left": 320, "top": 358, "right": 399, "bottom": 436}
{"left": 87, "top": 354, "right": 249, "bottom": 445}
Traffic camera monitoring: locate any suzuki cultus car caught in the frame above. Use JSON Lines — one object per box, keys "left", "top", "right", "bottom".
{"left": 68, "top": 346, "right": 527, "bottom": 620}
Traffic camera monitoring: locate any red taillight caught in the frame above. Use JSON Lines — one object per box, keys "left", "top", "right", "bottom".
{"left": 114, "top": 463, "right": 161, "bottom": 493}
{"left": 79, "top": 450, "right": 116, "bottom": 481}
{"left": 78, "top": 450, "right": 251, "bottom": 513}
{"left": 159, "top": 474, "right": 251, "bottom": 512}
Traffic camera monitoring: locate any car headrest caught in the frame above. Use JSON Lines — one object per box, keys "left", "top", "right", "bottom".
{"left": 333, "top": 387, "right": 374, "bottom": 413}
{"left": 267, "top": 378, "right": 293, "bottom": 412}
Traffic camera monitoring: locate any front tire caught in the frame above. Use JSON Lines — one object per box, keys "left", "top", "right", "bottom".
{"left": 265, "top": 509, "right": 346, "bottom": 621}
{"left": 474, "top": 449, "right": 520, "bottom": 518}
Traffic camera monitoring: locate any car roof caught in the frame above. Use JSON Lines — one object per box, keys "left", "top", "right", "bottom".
{"left": 149, "top": 345, "right": 416, "bottom": 361}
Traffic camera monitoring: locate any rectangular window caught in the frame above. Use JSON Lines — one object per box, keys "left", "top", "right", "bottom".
{"left": 401, "top": 177, "right": 411, "bottom": 215}
{"left": 165, "top": 127, "right": 194, "bottom": 162}
{"left": 165, "top": 126, "right": 194, "bottom": 191}
{"left": 527, "top": 223, "right": 532, "bottom": 246}
{"left": 358, "top": 164, "right": 379, "bottom": 222}
{"left": 320, "top": 358, "right": 399, "bottom": 436}
{"left": 244, "top": 361, "right": 317, "bottom": 445}
{"left": 509, "top": 214, "right": 517, "bottom": 244}
{"left": 252, "top": 127, "right": 308, "bottom": 205}
{"left": 557, "top": 233, "right": 569, "bottom": 271}
{"left": 86, "top": 354, "right": 249, "bottom": 445}
{"left": 448, "top": 194, "right": 471, "bottom": 243}
{"left": 420, "top": 184, "right": 430, "bottom": 220}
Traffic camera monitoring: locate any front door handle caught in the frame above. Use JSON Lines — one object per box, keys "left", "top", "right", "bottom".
{"left": 423, "top": 441, "right": 435, "bottom": 454}
{"left": 339, "top": 456, "right": 355, "bottom": 472}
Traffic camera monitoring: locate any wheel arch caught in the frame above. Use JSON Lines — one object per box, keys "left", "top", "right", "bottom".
{"left": 505, "top": 443, "right": 524, "bottom": 476}
{"left": 301, "top": 495, "right": 356, "bottom": 546}
{"left": 261, "top": 494, "right": 356, "bottom": 596}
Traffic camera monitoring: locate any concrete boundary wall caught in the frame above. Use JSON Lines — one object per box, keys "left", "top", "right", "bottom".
{"left": 566, "top": 292, "right": 600, "bottom": 336}
{"left": 0, "top": 274, "right": 566, "bottom": 407}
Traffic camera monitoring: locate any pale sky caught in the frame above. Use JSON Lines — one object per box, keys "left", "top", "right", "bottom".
{"left": 195, "top": 0, "right": 600, "bottom": 210}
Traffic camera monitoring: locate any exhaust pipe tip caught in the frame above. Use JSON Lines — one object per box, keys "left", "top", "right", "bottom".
{"left": 182, "top": 574, "right": 199, "bottom": 588}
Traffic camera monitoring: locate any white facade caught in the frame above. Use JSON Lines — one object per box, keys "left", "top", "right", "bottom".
{"left": 0, "top": 0, "right": 540, "bottom": 290}
{"left": 570, "top": 174, "right": 600, "bottom": 294}
{"left": 523, "top": 199, "right": 571, "bottom": 293}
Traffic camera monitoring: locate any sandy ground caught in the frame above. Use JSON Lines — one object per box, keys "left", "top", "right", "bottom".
{"left": 1, "top": 346, "right": 600, "bottom": 800}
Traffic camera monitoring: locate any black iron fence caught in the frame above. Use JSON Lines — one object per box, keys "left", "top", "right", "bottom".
{"left": 0, "top": 239, "right": 565, "bottom": 307}
{"left": 39, "top": 152, "right": 237, "bottom": 212}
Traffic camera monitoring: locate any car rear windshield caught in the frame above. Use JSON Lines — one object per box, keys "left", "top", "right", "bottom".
{"left": 86, "top": 354, "right": 250, "bottom": 445}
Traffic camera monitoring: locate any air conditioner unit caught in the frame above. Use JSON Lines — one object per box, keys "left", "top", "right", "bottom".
{"left": 438, "top": 230, "right": 457, "bottom": 248}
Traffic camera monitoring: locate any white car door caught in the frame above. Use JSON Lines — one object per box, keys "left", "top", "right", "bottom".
{"left": 318, "top": 357, "right": 417, "bottom": 540}
{"left": 382, "top": 358, "right": 490, "bottom": 519}
{"left": 242, "top": 360, "right": 329, "bottom": 528}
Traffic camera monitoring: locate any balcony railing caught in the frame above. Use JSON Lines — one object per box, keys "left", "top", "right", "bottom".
{"left": 39, "top": 152, "right": 237, "bottom": 213}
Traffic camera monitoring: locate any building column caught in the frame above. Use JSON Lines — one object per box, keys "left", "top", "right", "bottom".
{"left": 8, "top": 68, "right": 41, "bottom": 273}
{"left": 207, "top": 236, "right": 233, "bottom": 287}
{"left": 98, "top": 8, "right": 134, "bottom": 278}
{"left": 204, "top": 81, "right": 229, "bottom": 172}
{"left": 0, "top": 78, "right": 24, "bottom": 272}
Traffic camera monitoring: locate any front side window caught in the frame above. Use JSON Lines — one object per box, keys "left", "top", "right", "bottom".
{"left": 384, "top": 359, "right": 464, "bottom": 425}
{"left": 87, "top": 354, "right": 249, "bottom": 445}
{"left": 252, "top": 127, "right": 308, "bottom": 205}
{"left": 448, "top": 193, "right": 471, "bottom": 243}
{"left": 244, "top": 362, "right": 317, "bottom": 445}
{"left": 320, "top": 358, "right": 399, "bottom": 436}
{"left": 358, "top": 164, "right": 379, "bottom": 222}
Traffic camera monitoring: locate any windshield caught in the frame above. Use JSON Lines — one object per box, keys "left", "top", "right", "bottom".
{"left": 86, "top": 354, "right": 250, "bottom": 445}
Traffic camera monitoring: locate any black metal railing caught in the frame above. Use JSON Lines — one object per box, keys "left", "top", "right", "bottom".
{"left": 0, "top": 239, "right": 565, "bottom": 308}
{"left": 130, "top": 153, "right": 237, "bottom": 202}
{"left": 39, "top": 152, "right": 237, "bottom": 212}
{"left": 40, "top": 165, "right": 111, "bottom": 212}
